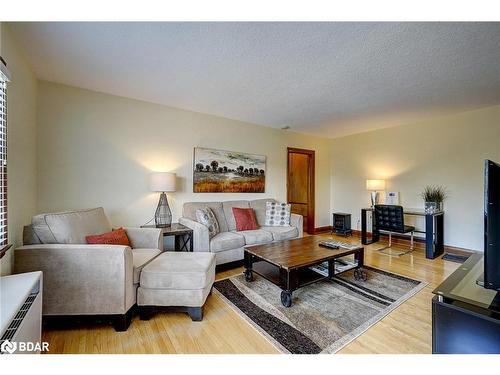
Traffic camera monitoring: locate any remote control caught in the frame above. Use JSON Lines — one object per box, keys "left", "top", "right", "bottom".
{"left": 319, "top": 241, "right": 340, "bottom": 249}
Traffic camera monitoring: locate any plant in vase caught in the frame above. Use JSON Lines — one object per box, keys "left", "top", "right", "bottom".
{"left": 421, "top": 185, "right": 448, "bottom": 213}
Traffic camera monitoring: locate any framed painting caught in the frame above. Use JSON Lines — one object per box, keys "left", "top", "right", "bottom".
{"left": 193, "top": 147, "right": 266, "bottom": 193}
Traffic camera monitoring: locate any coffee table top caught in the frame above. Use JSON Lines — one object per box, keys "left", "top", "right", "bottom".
{"left": 245, "top": 236, "right": 363, "bottom": 270}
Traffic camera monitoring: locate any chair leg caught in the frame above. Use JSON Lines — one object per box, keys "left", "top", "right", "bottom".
{"left": 377, "top": 232, "right": 392, "bottom": 253}
{"left": 139, "top": 306, "right": 155, "bottom": 321}
{"left": 378, "top": 231, "right": 414, "bottom": 257}
{"left": 187, "top": 307, "right": 203, "bottom": 321}
{"left": 113, "top": 310, "right": 132, "bottom": 332}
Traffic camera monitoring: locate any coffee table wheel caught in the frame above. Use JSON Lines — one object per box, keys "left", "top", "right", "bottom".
{"left": 281, "top": 291, "right": 292, "bottom": 308}
{"left": 244, "top": 269, "right": 253, "bottom": 282}
{"left": 354, "top": 268, "right": 367, "bottom": 282}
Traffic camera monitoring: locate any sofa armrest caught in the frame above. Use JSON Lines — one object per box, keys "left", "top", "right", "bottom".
{"left": 14, "top": 244, "right": 134, "bottom": 315}
{"left": 124, "top": 227, "right": 162, "bottom": 250}
{"left": 178, "top": 217, "right": 210, "bottom": 252}
{"left": 290, "top": 213, "right": 304, "bottom": 238}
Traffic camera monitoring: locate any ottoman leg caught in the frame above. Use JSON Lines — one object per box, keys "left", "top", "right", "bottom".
{"left": 187, "top": 306, "right": 203, "bottom": 321}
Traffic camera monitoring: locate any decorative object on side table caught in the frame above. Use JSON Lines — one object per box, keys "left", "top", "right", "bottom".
{"left": 149, "top": 172, "right": 176, "bottom": 227}
{"left": 331, "top": 212, "right": 352, "bottom": 236}
{"left": 366, "top": 179, "right": 386, "bottom": 208}
{"left": 141, "top": 223, "right": 193, "bottom": 252}
{"left": 421, "top": 185, "right": 447, "bottom": 213}
{"left": 193, "top": 147, "right": 266, "bottom": 193}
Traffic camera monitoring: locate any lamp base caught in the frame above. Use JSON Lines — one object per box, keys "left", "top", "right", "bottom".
{"left": 370, "top": 191, "right": 379, "bottom": 208}
{"left": 155, "top": 192, "right": 172, "bottom": 228}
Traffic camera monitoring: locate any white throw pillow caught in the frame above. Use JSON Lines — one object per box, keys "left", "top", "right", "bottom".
{"left": 196, "top": 207, "right": 220, "bottom": 239}
{"left": 264, "top": 201, "right": 291, "bottom": 226}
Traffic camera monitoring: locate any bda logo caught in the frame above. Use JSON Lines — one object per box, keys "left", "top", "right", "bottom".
{"left": 1, "top": 340, "right": 17, "bottom": 354}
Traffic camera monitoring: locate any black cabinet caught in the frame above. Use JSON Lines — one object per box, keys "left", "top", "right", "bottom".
{"left": 433, "top": 297, "right": 500, "bottom": 353}
{"left": 331, "top": 212, "right": 352, "bottom": 236}
{"left": 432, "top": 254, "right": 500, "bottom": 353}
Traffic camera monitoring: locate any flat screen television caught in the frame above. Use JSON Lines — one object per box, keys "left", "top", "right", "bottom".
{"left": 483, "top": 159, "right": 500, "bottom": 290}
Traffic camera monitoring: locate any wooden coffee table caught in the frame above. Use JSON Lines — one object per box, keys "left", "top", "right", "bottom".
{"left": 243, "top": 236, "right": 366, "bottom": 307}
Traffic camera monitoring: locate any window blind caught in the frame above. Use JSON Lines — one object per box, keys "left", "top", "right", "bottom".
{"left": 0, "top": 67, "right": 8, "bottom": 247}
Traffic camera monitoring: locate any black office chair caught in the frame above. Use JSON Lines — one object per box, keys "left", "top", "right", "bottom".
{"left": 374, "top": 205, "right": 415, "bottom": 256}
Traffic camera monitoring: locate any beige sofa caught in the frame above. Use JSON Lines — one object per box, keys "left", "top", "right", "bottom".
{"left": 14, "top": 207, "right": 163, "bottom": 331}
{"left": 179, "top": 199, "right": 303, "bottom": 266}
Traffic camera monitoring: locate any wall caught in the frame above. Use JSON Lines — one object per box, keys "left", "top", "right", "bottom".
{"left": 36, "top": 81, "right": 331, "bottom": 230}
{"left": 0, "top": 24, "right": 38, "bottom": 275}
{"left": 330, "top": 105, "right": 500, "bottom": 251}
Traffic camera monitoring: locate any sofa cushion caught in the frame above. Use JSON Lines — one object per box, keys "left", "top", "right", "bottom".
{"left": 210, "top": 232, "right": 245, "bottom": 253}
{"left": 237, "top": 229, "right": 273, "bottom": 245}
{"left": 222, "top": 200, "right": 250, "bottom": 231}
{"left": 250, "top": 198, "right": 276, "bottom": 226}
{"left": 260, "top": 226, "right": 299, "bottom": 241}
{"left": 195, "top": 207, "right": 220, "bottom": 239}
{"left": 183, "top": 202, "right": 228, "bottom": 232}
{"left": 139, "top": 252, "right": 216, "bottom": 290}
{"left": 232, "top": 207, "right": 259, "bottom": 231}
{"left": 32, "top": 207, "right": 112, "bottom": 244}
{"left": 132, "top": 248, "right": 162, "bottom": 284}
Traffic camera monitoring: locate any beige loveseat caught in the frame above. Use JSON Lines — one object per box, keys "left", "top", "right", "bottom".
{"left": 14, "top": 207, "right": 163, "bottom": 331}
{"left": 179, "top": 199, "right": 303, "bottom": 266}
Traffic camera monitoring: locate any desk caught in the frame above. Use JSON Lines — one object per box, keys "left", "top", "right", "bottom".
{"left": 361, "top": 207, "right": 444, "bottom": 259}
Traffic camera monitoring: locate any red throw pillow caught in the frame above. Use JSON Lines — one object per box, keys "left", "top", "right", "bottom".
{"left": 86, "top": 227, "right": 131, "bottom": 246}
{"left": 232, "top": 207, "right": 259, "bottom": 231}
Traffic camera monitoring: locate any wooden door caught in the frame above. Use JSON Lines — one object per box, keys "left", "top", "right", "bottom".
{"left": 287, "top": 148, "right": 315, "bottom": 234}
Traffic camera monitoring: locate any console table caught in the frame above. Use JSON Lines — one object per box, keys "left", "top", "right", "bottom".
{"left": 361, "top": 207, "right": 444, "bottom": 259}
{"left": 432, "top": 254, "right": 500, "bottom": 353}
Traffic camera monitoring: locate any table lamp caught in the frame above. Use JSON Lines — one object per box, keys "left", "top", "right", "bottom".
{"left": 366, "top": 179, "right": 386, "bottom": 208}
{"left": 150, "top": 172, "right": 176, "bottom": 227}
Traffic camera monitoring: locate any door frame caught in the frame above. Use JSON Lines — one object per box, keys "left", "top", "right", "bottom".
{"left": 287, "top": 147, "right": 315, "bottom": 234}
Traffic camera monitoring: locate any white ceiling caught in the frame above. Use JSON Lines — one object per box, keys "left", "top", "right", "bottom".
{"left": 9, "top": 22, "right": 500, "bottom": 138}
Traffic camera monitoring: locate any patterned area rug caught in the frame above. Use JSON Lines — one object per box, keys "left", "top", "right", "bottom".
{"left": 214, "top": 266, "right": 426, "bottom": 354}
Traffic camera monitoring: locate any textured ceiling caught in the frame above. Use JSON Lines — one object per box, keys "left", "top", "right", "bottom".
{"left": 9, "top": 22, "right": 500, "bottom": 138}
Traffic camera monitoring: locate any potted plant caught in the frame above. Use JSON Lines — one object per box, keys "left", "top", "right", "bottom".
{"left": 421, "top": 185, "right": 447, "bottom": 213}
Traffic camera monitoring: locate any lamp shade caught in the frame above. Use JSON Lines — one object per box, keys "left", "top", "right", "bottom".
{"left": 149, "top": 172, "right": 176, "bottom": 192}
{"left": 366, "top": 179, "right": 386, "bottom": 191}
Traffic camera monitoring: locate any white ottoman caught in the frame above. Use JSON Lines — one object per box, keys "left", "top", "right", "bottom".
{"left": 137, "top": 251, "right": 216, "bottom": 321}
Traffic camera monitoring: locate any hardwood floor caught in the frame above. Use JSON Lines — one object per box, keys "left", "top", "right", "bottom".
{"left": 42, "top": 233, "right": 460, "bottom": 354}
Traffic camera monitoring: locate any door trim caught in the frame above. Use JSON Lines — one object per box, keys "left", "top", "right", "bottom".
{"left": 287, "top": 147, "right": 315, "bottom": 234}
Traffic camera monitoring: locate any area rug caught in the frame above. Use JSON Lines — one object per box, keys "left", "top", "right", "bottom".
{"left": 213, "top": 266, "right": 426, "bottom": 354}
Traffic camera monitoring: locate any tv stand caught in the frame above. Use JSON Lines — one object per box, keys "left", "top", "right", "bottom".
{"left": 432, "top": 254, "right": 500, "bottom": 353}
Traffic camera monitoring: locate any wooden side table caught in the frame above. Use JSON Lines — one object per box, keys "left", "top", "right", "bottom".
{"left": 141, "top": 223, "right": 193, "bottom": 252}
